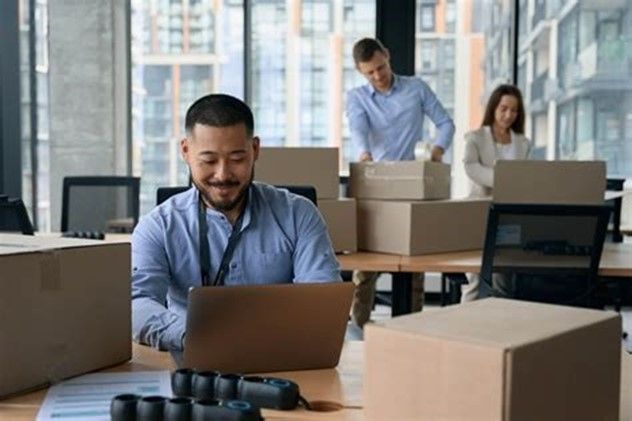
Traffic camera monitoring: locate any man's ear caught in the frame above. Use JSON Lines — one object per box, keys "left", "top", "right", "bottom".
{"left": 252, "top": 136, "right": 260, "bottom": 161}
{"left": 384, "top": 48, "right": 390, "bottom": 60}
{"left": 180, "top": 137, "right": 189, "bottom": 160}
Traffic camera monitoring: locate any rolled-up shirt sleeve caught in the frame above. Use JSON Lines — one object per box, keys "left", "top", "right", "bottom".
{"left": 346, "top": 90, "right": 371, "bottom": 157}
{"left": 131, "top": 216, "right": 186, "bottom": 351}
{"left": 292, "top": 199, "right": 341, "bottom": 283}
{"left": 419, "top": 81, "right": 455, "bottom": 151}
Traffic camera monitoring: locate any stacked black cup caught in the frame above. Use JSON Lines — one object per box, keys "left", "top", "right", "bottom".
{"left": 110, "top": 368, "right": 303, "bottom": 420}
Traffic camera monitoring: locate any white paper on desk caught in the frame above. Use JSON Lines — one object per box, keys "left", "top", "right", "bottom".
{"left": 36, "top": 371, "right": 172, "bottom": 420}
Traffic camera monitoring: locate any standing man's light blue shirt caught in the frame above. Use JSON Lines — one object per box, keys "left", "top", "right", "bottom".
{"left": 131, "top": 182, "right": 341, "bottom": 351}
{"left": 346, "top": 74, "right": 455, "bottom": 161}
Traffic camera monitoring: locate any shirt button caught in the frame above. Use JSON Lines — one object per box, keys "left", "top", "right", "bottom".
{"left": 230, "top": 263, "right": 237, "bottom": 269}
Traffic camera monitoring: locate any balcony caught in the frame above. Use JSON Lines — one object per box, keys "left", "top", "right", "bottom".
{"left": 563, "top": 39, "right": 631, "bottom": 88}
{"left": 530, "top": 72, "right": 547, "bottom": 102}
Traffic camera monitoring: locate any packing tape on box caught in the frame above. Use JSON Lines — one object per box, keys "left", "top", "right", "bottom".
{"left": 40, "top": 251, "right": 61, "bottom": 291}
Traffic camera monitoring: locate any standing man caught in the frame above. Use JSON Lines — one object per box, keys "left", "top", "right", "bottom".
{"left": 132, "top": 94, "right": 341, "bottom": 352}
{"left": 346, "top": 38, "right": 455, "bottom": 327}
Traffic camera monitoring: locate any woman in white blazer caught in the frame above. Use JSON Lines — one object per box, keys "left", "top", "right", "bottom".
{"left": 461, "top": 84, "right": 531, "bottom": 302}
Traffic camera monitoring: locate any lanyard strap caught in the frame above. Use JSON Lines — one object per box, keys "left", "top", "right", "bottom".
{"left": 198, "top": 193, "right": 247, "bottom": 286}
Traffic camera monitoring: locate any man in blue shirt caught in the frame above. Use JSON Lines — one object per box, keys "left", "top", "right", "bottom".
{"left": 132, "top": 94, "right": 341, "bottom": 351}
{"left": 346, "top": 38, "right": 455, "bottom": 327}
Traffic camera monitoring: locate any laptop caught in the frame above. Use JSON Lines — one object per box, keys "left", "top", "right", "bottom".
{"left": 183, "top": 282, "right": 354, "bottom": 373}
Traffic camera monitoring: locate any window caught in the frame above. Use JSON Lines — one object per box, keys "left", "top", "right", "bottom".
{"left": 416, "top": 0, "right": 514, "bottom": 196}
{"left": 419, "top": 4, "right": 435, "bottom": 32}
{"left": 131, "top": 0, "right": 244, "bottom": 214}
{"left": 249, "top": 0, "right": 375, "bottom": 173}
{"left": 521, "top": 1, "right": 632, "bottom": 177}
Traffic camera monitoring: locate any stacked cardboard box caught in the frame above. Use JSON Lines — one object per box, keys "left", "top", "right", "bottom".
{"left": 350, "top": 161, "right": 489, "bottom": 255}
{"left": 255, "top": 147, "right": 357, "bottom": 253}
{"left": 0, "top": 234, "right": 131, "bottom": 398}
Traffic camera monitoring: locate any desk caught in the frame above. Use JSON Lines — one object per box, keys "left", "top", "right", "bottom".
{"left": 0, "top": 342, "right": 364, "bottom": 421}
{"left": 2, "top": 342, "right": 631, "bottom": 420}
{"left": 337, "top": 243, "right": 632, "bottom": 314}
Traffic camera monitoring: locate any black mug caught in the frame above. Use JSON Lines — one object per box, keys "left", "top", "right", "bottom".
{"left": 163, "top": 396, "right": 193, "bottom": 421}
{"left": 171, "top": 368, "right": 194, "bottom": 397}
{"left": 137, "top": 395, "right": 167, "bottom": 421}
{"left": 191, "top": 370, "right": 220, "bottom": 400}
{"left": 215, "top": 373, "right": 241, "bottom": 400}
{"left": 110, "top": 393, "right": 140, "bottom": 421}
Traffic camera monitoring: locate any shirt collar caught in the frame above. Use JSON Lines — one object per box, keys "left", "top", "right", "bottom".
{"left": 195, "top": 184, "right": 253, "bottom": 230}
{"left": 368, "top": 74, "right": 400, "bottom": 97}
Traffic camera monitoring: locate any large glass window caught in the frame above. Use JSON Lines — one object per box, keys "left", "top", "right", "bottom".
{"left": 520, "top": 0, "right": 632, "bottom": 177}
{"left": 249, "top": 0, "right": 375, "bottom": 173}
{"left": 131, "top": 0, "right": 244, "bottom": 214}
{"left": 19, "top": 0, "right": 50, "bottom": 231}
{"left": 415, "top": 0, "right": 514, "bottom": 196}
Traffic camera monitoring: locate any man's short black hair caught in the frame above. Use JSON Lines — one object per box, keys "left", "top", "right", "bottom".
{"left": 185, "top": 94, "right": 254, "bottom": 137}
{"left": 352, "top": 38, "right": 388, "bottom": 64}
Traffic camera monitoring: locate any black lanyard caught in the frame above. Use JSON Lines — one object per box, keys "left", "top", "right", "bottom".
{"left": 198, "top": 192, "right": 247, "bottom": 286}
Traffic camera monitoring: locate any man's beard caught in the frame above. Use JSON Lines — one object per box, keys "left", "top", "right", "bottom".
{"left": 195, "top": 170, "right": 254, "bottom": 212}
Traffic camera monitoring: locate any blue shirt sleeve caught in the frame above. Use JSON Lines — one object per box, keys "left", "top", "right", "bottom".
{"left": 131, "top": 215, "right": 186, "bottom": 352}
{"left": 346, "top": 89, "right": 371, "bottom": 157}
{"left": 291, "top": 199, "right": 342, "bottom": 282}
{"left": 418, "top": 80, "right": 455, "bottom": 151}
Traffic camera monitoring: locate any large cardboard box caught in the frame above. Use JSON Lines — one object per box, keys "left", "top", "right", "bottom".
{"left": 365, "top": 298, "right": 621, "bottom": 420}
{"left": 317, "top": 198, "right": 357, "bottom": 253}
{"left": 349, "top": 161, "right": 451, "bottom": 200}
{"left": 255, "top": 147, "right": 339, "bottom": 199}
{"left": 494, "top": 160, "right": 606, "bottom": 204}
{"left": 357, "top": 198, "right": 489, "bottom": 255}
{"left": 0, "top": 234, "right": 131, "bottom": 398}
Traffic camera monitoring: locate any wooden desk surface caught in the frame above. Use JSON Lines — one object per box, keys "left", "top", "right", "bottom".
{"left": 399, "top": 243, "right": 632, "bottom": 277}
{"left": 0, "top": 342, "right": 364, "bottom": 420}
{"left": 337, "top": 252, "right": 400, "bottom": 272}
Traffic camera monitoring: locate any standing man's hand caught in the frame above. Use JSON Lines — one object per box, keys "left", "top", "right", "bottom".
{"left": 359, "top": 152, "right": 373, "bottom": 162}
{"left": 430, "top": 146, "right": 444, "bottom": 162}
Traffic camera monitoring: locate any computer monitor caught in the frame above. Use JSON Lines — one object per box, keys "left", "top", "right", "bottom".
{"left": 480, "top": 203, "right": 611, "bottom": 306}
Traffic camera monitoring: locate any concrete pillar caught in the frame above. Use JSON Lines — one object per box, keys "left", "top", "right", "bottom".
{"left": 48, "top": 0, "right": 130, "bottom": 230}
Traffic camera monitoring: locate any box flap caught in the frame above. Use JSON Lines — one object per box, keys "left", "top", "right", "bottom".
{"left": 375, "top": 298, "right": 619, "bottom": 350}
{"left": 494, "top": 160, "right": 606, "bottom": 205}
{"left": 0, "top": 233, "right": 127, "bottom": 256}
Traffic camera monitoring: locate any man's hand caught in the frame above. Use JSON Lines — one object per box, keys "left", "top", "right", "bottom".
{"left": 430, "top": 146, "right": 444, "bottom": 162}
{"left": 359, "top": 152, "right": 373, "bottom": 162}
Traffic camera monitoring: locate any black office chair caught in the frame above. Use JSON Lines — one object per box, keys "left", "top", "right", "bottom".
{"left": 606, "top": 177, "right": 625, "bottom": 243}
{"left": 0, "top": 196, "right": 35, "bottom": 235}
{"left": 61, "top": 176, "right": 140, "bottom": 235}
{"left": 156, "top": 185, "right": 317, "bottom": 206}
{"left": 479, "top": 203, "right": 611, "bottom": 308}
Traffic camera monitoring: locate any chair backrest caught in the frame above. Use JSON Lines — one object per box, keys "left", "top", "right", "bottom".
{"left": 156, "top": 186, "right": 190, "bottom": 206}
{"left": 480, "top": 203, "right": 611, "bottom": 306}
{"left": 274, "top": 185, "right": 317, "bottom": 206}
{"left": 156, "top": 185, "right": 318, "bottom": 206}
{"left": 61, "top": 176, "right": 140, "bottom": 233}
{"left": 0, "top": 197, "right": 35, "bottom": 235}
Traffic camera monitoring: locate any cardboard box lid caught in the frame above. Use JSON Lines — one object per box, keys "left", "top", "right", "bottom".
{"left": 349, "top": 161, "right": 451, "bottom": 199}
{"left": 494, "top": 160, "right": 606, "bottom": 205}
{"left": 0, "top": 233, "right": 128, "bottom": 256}
{"left": 372, "top": 298, "right": 620, "bottom": 350}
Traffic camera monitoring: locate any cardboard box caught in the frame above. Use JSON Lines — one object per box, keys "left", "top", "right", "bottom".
{"left": 317, "top": 198, "right": 357, "bottom": 253}
{"left": 357, "top": 199, "right": 490, "bottom": 255}
{"left": 349, "top": 161, "right": 451, "bottom": 200}
{"left": 365, "top": 298, "right": 621, "bottom": 420}
{"left": 494, "top": 160, "right": 606, "bottom": 205}
{"left": 255, "top": 147, "right": 339, "bottom": 199}
{"left": 0, "top": 234, "right": 131, "bottom": 398}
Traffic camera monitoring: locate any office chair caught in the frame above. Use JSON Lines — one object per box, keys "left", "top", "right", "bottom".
{"left": 0, "top": 196, "right": 35, "bottom": 235}
{"left": 606, "top": 177, "right": 625, "bottom": 243}
{"left": 479, "top": 203, "right": 611, "bottom": 308}
{"left": 156, "top": 185, "right": 318, "bottom": 206}
{"left": 61, "top": 176, "right": 140, "bottom": 235}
